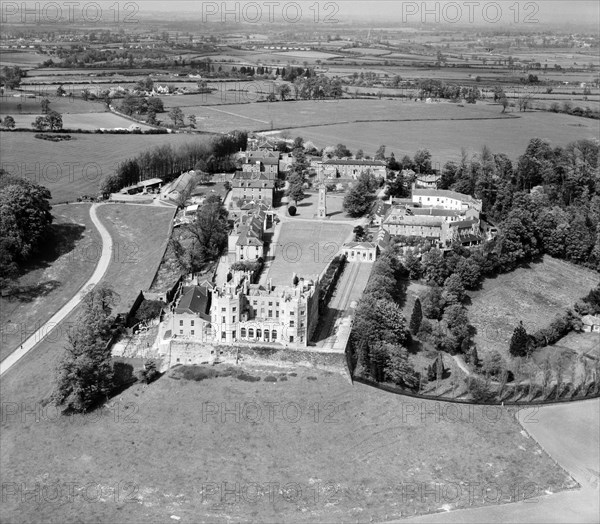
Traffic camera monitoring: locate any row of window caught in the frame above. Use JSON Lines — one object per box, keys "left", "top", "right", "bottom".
{"left": 218, "top": 303, "right": 305, "bottom": 316}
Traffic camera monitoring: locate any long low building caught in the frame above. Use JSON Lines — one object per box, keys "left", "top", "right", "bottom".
{"left": 412, "top": 188, "right": 482, "bottom": 212}
{"left": 318, "top": 159, "right": 387, "bottom": 179}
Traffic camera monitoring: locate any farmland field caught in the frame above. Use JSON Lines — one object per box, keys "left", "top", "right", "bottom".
{"left": 468, "top": 256, "right": 600, "bottom": 360}
{"left": 165, "top": 98, "right": 515, "bottom": 134}
{"left": 0, "top": 112, "right": 153, "bottom": 130}
{"left": 285, "top": 109, "right": 599, "bottom": 162}
{"left": 0, "top": 95, "right": 107, "bottom": 114}
{"left": 267, "top": 220, "right": 354, "bottom": 285}
{"left": 0, "top": 132, "right": 211, "bottom": 203}
{"left": 0, "top": 51, "right": 45, "bottom": 66}
{"left": 0, "top": 364, "right": 575, "bottom": 524}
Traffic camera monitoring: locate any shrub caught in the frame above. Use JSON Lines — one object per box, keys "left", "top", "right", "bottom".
{"left": 467, "top": 377, "right": 495, "bottom": 402}
{"left": 137, "top": 358, "right": 160, "bottom": 384}
{"left": 288, "top": 205, "right": 296, "bottom": 216}
{"left": 113, "top": 361, "right": 135, "bottom": 387}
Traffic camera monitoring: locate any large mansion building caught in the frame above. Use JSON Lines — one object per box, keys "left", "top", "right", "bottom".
{"left": 170, "top": 272, "right": 320, "bottom": 348}
{"left": 381, "top": 188, "right": 486, "bottom": 247}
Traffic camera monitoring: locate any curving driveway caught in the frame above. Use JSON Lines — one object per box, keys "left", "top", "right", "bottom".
{"left": 0, "top": 204, "right": 113, "bottom": 376}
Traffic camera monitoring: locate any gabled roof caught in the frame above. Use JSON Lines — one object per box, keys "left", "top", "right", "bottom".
{"left": 448, "top": 219, "right": 478, "bottom": 228}
{"left": 175, "top": 285, "right": 210, "bottom": 320}
{"left": 371, "top": 200, "right": 391, "bottom": 217}
{"left": 232, "top": 172, "right": 275, "bottom": 189}
{"left": 412, "top": 188, "right": 480, "bottom": 205}
{"left": 323, "top": 159, "right": 386, "bottom": 166}
{"left": 411, "top": 208, "right": 460, "bottom": 217}
{"left": 243, "top": 156, "right": 279, "bottom": 166}
{"left": 344, "top": 241, "right": 377, "bottom": 249}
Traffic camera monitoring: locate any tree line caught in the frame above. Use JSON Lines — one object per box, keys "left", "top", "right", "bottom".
{"left": 100, "top": 130, "right": 247, "bottom": 194}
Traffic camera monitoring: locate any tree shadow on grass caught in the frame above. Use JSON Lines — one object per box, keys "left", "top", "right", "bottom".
{"left": 27, "top": 222, "right": 87, "bottom": 271}
{"left": 6, "top": 223, "right": 86, "bottom": 302}
{"left": 394, "top": 277, "right": 410, "bottom": 309}
{"left": 8, "top": 280, "right": 62, "bottom": 303}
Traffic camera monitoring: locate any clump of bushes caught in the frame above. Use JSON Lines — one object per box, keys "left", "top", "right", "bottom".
{"left": 34, "top": 133, "right": 73, "bottom": 142}
{"left": 137, "top": 359, "right": 160, "bottom": 384}
{"left": 467, "top": 377, "right": 495, "bottom": 402}
{"left": 288, "top": 205, "right": 296, "bottom": 216}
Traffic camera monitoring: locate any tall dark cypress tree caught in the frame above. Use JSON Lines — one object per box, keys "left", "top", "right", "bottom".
{"left": 409, "top": 298, "right": 423, "bottom": 335}
{"left": 509, "top": 321, "right": 529, "bottom": 357}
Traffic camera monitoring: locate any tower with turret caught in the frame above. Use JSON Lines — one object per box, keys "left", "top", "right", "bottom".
{"left": 318, "top": 183, "right": 327, "bottom": 218}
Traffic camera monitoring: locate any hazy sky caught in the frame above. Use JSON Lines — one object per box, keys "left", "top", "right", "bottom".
{"left": 122, "top": 0, "right": 599, "bottom": 27}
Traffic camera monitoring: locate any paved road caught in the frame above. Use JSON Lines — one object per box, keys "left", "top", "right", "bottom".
{"left": 0, "top": 204, "right": 113, "bottom": 376}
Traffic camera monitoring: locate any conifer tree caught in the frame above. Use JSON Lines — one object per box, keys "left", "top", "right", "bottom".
{"left": 409, "top": 298, "right": 423, "bottom": 335}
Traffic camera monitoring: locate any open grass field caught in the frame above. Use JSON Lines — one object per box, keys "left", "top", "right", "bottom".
{"left": 0, "top": 51, "right": 45, "bottom": 66}
{"left": 0, "top": 204, "right": 100, "bottom": 361}
{"left": 267, "top": 220, "right": 353, "bottom": 285}
{"left": 0, "top": 364, "right": 575, "bottom": 523}
{"left": 95, "top": 204, "right": 175, "bottom": 313}
{"left": 169, "top": 98, "right": 515, "bottom": 134}
{"left": 468, "top": 256, "right": 600, "bottom": 361}
{"left": 285, "top": 109, "right": 599, "bottom": 161}
{"left": 0, "top": 94, "right": 107, "bottom": 114}
{"left": 0, "top": 132, "right": 210, "bottom": 203}
{"left": 0, "top": 112, "right": 153, "bottom": 131}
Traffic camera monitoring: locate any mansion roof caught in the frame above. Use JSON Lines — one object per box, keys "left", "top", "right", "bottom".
{"left": 174, "top": 285, "right": 211, "bottom": 320}
{"left": 323, "top": 159, "right": 386, "bottom": 166}
{"left": 412, "top": 188, "right": 480, "bottom": 205}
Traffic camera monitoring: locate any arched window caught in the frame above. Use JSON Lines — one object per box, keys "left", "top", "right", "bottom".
{"left": 248, "top": 328, "right": 254, "bottom": 338}
{"left": 256, "top": 329, "right": 262, "bottom": 338}
{"left": 240, "top": 328, "right": 246, "bottom": 338}
{"left": 272, "top": 330, "right": 277, "bottom": 340}
{"left": 264, "top": 330, "right": 269, "bottom": 340}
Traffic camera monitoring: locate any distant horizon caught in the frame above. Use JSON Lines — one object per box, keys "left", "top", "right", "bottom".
{"left": 128, "top": 1, "right": 599, "bottom": 28}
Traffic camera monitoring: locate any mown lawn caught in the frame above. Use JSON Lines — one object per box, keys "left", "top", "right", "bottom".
{"left": 266, "top": 220, "right": 353, "bottom": 286}
{"left": 1, "top": 364, "right": 575, "bottom": 524}
{"left": 0, "top": 204, "right": 100, "bottom": 361}
{"left": 95, "top": 204, "right": 176, "bottom": 313}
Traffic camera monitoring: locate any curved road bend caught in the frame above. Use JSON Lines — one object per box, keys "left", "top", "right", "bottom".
{"left": 0, "top": 203, "right": 113, "bottom": 376}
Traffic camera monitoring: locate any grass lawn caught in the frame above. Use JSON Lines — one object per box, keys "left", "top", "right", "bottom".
{"left": 0, "top": 132, "right": 210, "bottom": 203}
{"left": 267, "top": 220, "right": 353, "bottom": 285}
{"left": 468, "top": 256, "right": 600, "bottom": 361}
{"left": 0, "top": 204, "right": 100, "bottom": 361}
{"left": 289, "top": 191, "right": 354, "bottom": 220}
{"left": 0, "top": 364, "right": 575, "bottom": 523}
{"left": 95, "top": 204, "right": 176, "bottom": 313}
{"left": 288, "top": 110, "right": 599, "bottom": 162}
{"left": 0, "top": 112, "right": 153, "bottom": 131}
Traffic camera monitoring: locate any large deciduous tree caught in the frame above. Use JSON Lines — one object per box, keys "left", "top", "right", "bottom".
{"left": 53, "top": 286, "right": 119, "bottom": 413}
{"left": 0, "top": 172, "right": 53, "bottom": 287}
